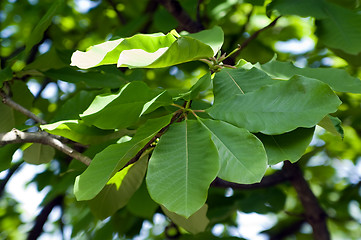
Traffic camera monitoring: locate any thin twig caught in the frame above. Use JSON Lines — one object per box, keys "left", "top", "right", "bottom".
{"left": 0, "top": 129, "right": 91, "bottom": 166}
{"left": 230, "top": 16, "right": 281, "bottom": 60}
{"left": 0, "top": 90, "right": 46, "bottom": 125}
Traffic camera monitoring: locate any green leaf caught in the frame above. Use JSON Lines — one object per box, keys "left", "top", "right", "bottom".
{"left": 74, "top": 114, "right": 172, "bottom": 201}
{"left": 318, "top": 115, "right": 344, "bottom": 138}
{"left": 267, "top": 0, "right": 328, "bottom": 19}
{"left": 40, "top": 120, "right": 131, "bottom": 145}
{"left": 259, "top": 59, "right": 361, "bottom": 93}
{"left": 23, "top": 144, "right": 55, "bottom": 165}
{"left": 198, "top": 119, "right": 267, "bottom": 184}
{"left": 0, "top": 67, "right": 13, "bottom": 87}
{"left": 80, "top": 81, "right": 168, "bottom": 129}
{"left": 161, "top": 204, "right": 209, "bottom": 234}
{"left": 71, "top": 27, "right": 224, "bottom": 69}
{"left": 268, "top": 0, "right": 361, "bottom": 54}
{"left": 0, "top": 144, "right": 20, "bottom": 172}
{"left": 207, "top": 76, "right": 341, "bottom": 135}
{"left": 146, "top": 120, "right": 219, "bottom": 218}
{"left": 256, "top": 127, "right": 315, "bottom": 165}
{"left": 126, "top": 182, "right": 158, "bottom": 219}
{"left": 213, "top": 67, "right": 277, "bottom": 103}
{"left": 44, "top": 67, "right": 125, "bottom": 89}
{"left": 24, "top": 47, "right": 70, "bottom": 71}
{"left": 140, "top": 91, "right": 173, "bottom": 116}
{"left": 180, "top": 72, "right": 212, "bottom": 100}
{"left": 25, "top": 0, "right": 63, "bottom": 53}
{"left": 88, "top": 152, "right": 148, "bottom": 220}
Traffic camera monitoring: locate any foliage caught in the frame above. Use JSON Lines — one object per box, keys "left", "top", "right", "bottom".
{"left": 1, "top": 0, "right": 361, "bottom": 239}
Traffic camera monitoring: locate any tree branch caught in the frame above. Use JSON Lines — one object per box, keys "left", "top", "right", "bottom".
{"left": 282, "top": 161, "right": 330, "bottom": 240}
{"left": 0, "top": 90, "right": 46, "bottom": 125}
{"left": 211, "top": 170, "right": 288, "bottom": 190}
{"left": 105, "top": 0, "right": 127, "bottom": 25}
{"left": 27, "top": 195, "right": 63, "bottom": 240}
{"left": 157, "top": 0, "right": 203, "bottom": 33}
{"left": 0, "top": 129, "right": 91, "bottom": 166}
{"left": 230, "top": 16, "right": 281, "bottom": 59}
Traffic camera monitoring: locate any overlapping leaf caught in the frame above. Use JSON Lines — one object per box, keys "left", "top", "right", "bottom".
{"left": 259, "top": 59, "right": 361, "bottom": 93}
{"left": 74, "top": 114, "right": 172, "bottom": 201}
{"left": 208, "top": 76, "right": 341, "bottom": 135}
{"left": 198, "top": 119, "right": 267, "bottom": 184}
{"left": 256, "top": 127, "right": 315, "bottom": 165}
{"left": 146, "top": 120, "right": 219, "bottom": 218}
{"left": 23, "top": 144, "right": 55, "bottom": 165}
{"left": 80, "top": 81, "right": 172, "bottom": 129}
{"left": 71, "top": 27, "right": 223, "bottom": 69}
{"left": 161, "top": 204, "right": 209, "bottom": 234}
{"left": 41, "top": 120, "right": 132, "bottom": 145}
{"left": 213, "top": 67, "right": 277, "bottom": 103}
{"left": 88, "top": 153, "right": 148, "bottom": 219}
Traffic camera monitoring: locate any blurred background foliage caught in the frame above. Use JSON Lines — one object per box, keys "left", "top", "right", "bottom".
{"left": 1, "top": 0, "right": 361, "bottom": 239}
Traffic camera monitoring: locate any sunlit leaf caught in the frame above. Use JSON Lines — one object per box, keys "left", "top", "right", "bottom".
{"left": 318, "top": 115, "right": 344, "bottom": 138}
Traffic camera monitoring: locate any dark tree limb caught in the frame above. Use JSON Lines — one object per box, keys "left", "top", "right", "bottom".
{"left": 0, "top": 162, "right": 23, "bottom": 198}
{"left": 105, "top": 0, "right": 127, "bottom": 25}
{"left": 27, "top": 195, "right": 64, "bottom": 240}
{"left": 157, "top": 0, "right": 203, "bottom": 32}
{"left": 211, "top": 170, "right": 288, "bottom": 190}
{"left": 282, "top": 161, "right": 330, "bottom": 240}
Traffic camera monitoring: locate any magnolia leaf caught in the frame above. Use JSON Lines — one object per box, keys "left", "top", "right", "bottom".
{"left": 41, "top": 120, "right": 132, "bottom": 145}
{"left": 259, "top": 59, "right": 361, "bottom": 93}
{"left": 0, "top": 144, "right": 21, "bottom": 171}
{"left": 71, "top": 27, "right": 223, "bottom": 69}
{"left": 208, "top": 76, "right": 341, "bottom": 135}
{"left": 80, "top": 81, "right": 169, "bottom": 129}
{"left": 161, "top": 204, "right": 209, "bottom": 234}
{"left": 180, "top": 72, "right": 212, "bottom": 100}
{"left": 74, "top": 114, "right": 172, "bottom": 201}
{"left": 256, "top": 127, "right": 315, "bottom": 165}
{"left": 25, "top": 0, "right": 63, "bottom": 53}
{"left": 0, "top": 67, "right": 13, "bottom": 88}
{"left": 318, "top": 115, "right": 344, "bottom": 138}
{"left": 126, "top": 182, "right": 158, "bottom": 219}
{"left": 23, "top": 144, "right": 55, "bottom": 165}
{"left": 146, "top": 120, "right": 219, "bottom": 218}
{"left": 198, "top": 119, "right": 267, "bottom": 184}
{"left": 213, "top": 67, "right": 277, "bottom": 104}
{"left": 88, "top": 152, "right": 148, "bottom": 219}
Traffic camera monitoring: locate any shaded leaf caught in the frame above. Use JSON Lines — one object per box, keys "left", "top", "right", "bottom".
{"left": 25, "top": 0, "right": 63, "bottom": 53}
{"left": 44, "top": 67, "right": 125, "bottom": 89}
{"left": 161, "top": 204, "right": 209, "bottom": 234}
{"left": 23, "top": 143, "right": 55, "bottom": 165}
{"left": 180, "top": 72, "right": 212, "bottom": 100}
{"left": 146, "top": 120, "right": 219, "bottom": 218}
{"left": 41, "top": 120, "right": 131, "bottom": 145}
{"left": 256, "top": 127, "right": 315, "bottom": 165}
{"left": 74, "top": 114, "right": 172, "bottom": 201}
{"left": 0, "top": 144, "right": 20, "bottom": 171}
{"left": 88, "top": 152, "right": 148, "bottom": 219}
{"left": 208, "top": 76, "right": 341, "bottom": 134}
{"left": 318, "top": 115, "right": 344, "bottom": 138}
{"left": 0, "top": 67, "right": 13, "bottom": 87}
{"left": 126, "top": 182, "right": 158, "bottom": 219}
{"left": 259, "top": 59, "right": 361, "bottom": 93}
{"left": 198, "top": 119, "right": 267, "bottom": 184}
